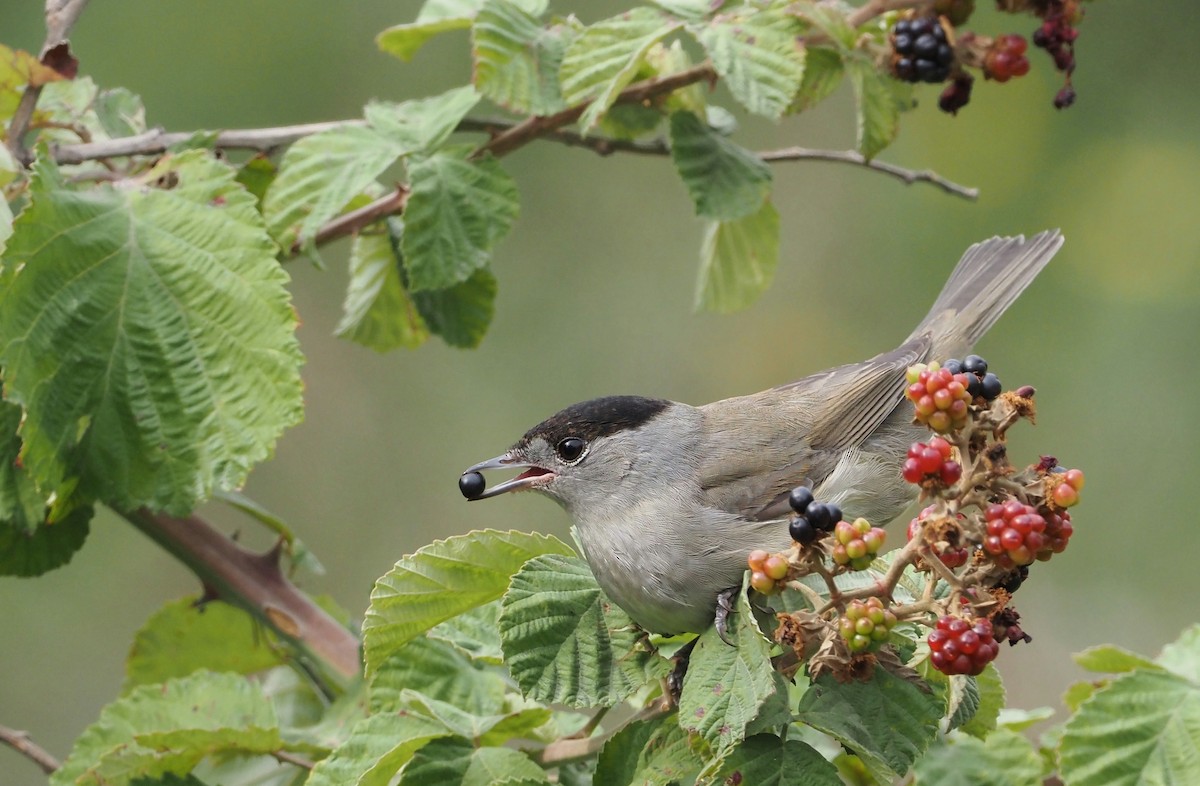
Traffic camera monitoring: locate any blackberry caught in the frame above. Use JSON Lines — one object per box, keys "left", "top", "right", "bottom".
{"left": 962, "top": 354, "right": 988, "bottom": 374}
{"left": 806, "top": 502, "right": 839, "bottom": 532}
{"left": 891, "top": 17, "right": 954, "bottom": 84}
{"left": 789, "top": 516, "right": 817, "bottom": 546}
{"left": 789, "top": 486, "right": 814, "bottom": 515}
{"left": 459, "top": 471, "right": 486, "bottom": 499}
{"left": 980, "top": 372, "right": 1002, "bottom": 400}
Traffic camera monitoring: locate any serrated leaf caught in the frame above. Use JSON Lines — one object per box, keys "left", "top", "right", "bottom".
{"left": 363, "top": 530, "right": 574, "bottom": 676}
{"left": 996, "top": 706, "right": 1055, "bottom": 732}
{"left": 411, "top": 266, "right": 498, "bottom": 348}
{"left": 429, "top": 600, "right": 504, "bottom": 662}
{"left": 846, "top": 56, "right": 909, "bottom": 160}
{"left": 911, "top": 729, "right": 1043, "bottom": 786}
{"left": 711, "top": 734, "right": 842, "bottom": 786}
{"left": 123, "top": 597, "right": 287, "bottom": 692}
{"left": 234, "top": 155, "right": 277, "bottom": 208}
{"left": 1063, "top": 680, "right": 1099, "bottom": 713}
{"left": 1060, "top": 669, "right": 1200, "bottom": 786}
{"left": 0, "top": 504, "right": 91, "bottom": 576}
{"left": 0, "top": 152, "right": 303, "bottom": 515}
{"left": 790, "top": 46, "right": 844, "bottom": 113}
{"left": 594, "top": 716, "right": 700, "bottom": 786}
{"left": 401, "top": 147, "right": 519, "bottom": 291}
{"left": 304, "top": 712, "right": 450, "bottom": 786}
{"left": 263, "top": 87, "right": 480, "bottom": 249}
{"left": 0, "top": 43, "right": 66, "bottom": 119}
{"left": 678, "top": 582, "right": 776, "bottom": 761}
{"left": 378, "top": 17, "right": 474, "bottom": 62}
{"left": 694, "top": 11, "right": 806, "bottom": 118}
{"left": 335, "top": 231, "right": 429, "bottom": 352}
{"left": 499, "top": 554, "right": 667, "bottom": 707}
{"left": 0, "top": 400, "right": 52, "bottom": 534}
{"left": 51, "top": 671, "right": 280, "bottom": 786}
{"left": 401, "top": 738, "right": 550, "bottom": 786}
{"left": 94, "top": 87, "right": 147, "bottom": 139}
{"left": 1074, "top": 643, "right": 1163, "bottom": 674}
{"left": 795, "top": 668, "right": 943, "bottom": 783}
{"left": 791, "top": 2, "right": 857, "bottom": 51}
{"left": 946, "top": 674, "right": 981, "bottom": 733}
{"left": 473, "top": 2, "right": 569, "bottom": 115}
{"left": 669, "top": 111, "right": 771, "bottom": 220}
{"left": 559, "top": 7, "right": 683, "bottom": 131}
{"left": 370, "top": 635, "right": 509, "bottom": 716}
{"left": 401, "top": 689, "right": 552, "bottom": 747}
{"left": 960, "top": 663, "right": 1006, "bottom": 739}
{"left": 694, "top": 197, "right": 779, "bottom": 313}
{"left": 1158, "top": 623, "right": 1200, "bottom": 683}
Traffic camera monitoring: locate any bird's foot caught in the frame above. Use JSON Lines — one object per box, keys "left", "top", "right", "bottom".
{"left": 665, "top": 637, "right": 699, "bottom": 703}
{"left": 714, "top": 586, "right": 738, "bottom": 646}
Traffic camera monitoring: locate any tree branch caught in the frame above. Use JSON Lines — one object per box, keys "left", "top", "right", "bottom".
{"left": 760, "top": 146, "right": 979, "bottom": 199}
{"left": 6, "top": 0, "right": 91, "bottom": 164}
{"left": 0, "top": 724, "right": 61, "bottom": 775}
{"left": 123, "top": 509, "right": 360, "bottom": 694}
{"left": 534, "top": 705, "right": 670, "bottom": 768}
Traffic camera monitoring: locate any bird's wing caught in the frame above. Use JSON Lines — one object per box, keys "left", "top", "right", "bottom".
{"left": 695, "top": 334, "right": 932, "bottom": 521}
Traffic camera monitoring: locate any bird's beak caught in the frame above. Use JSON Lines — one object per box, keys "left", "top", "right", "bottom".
{"left": 461, "top": 452, "right": 554, "bottom": 500}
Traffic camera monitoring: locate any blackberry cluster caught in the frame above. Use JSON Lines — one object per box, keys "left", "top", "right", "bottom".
{"left": 984, "top": 34, "right": 1031, "bottom": 82}
{"left": 928, "top": 615, "right": 1000, "bottom": 676}
{"left": 891, "top": 17, "right": 954, "bottom": 83}
{"left": 902, "top": 437, "right": 962, "bottom": 487}
{"left": 1031, "top": 0, "right": 1081, "bottom": 108}
{"left": 907, "top": 505, "right": 969, "bottom": 568}
{"left": 831, "top": 518, "right": 887, "bottom": 570}
{"left": 904, "top": 362, "right": 973, "bottom": 433}
{"left": 839, "top": 597, "right": 898, "bottom": 653}
{"left": 787, "top": 487, "right": 842, "bottom": 547}
{"left": 943, "top": 354, "right": 1002, "bottom": 401}
{"left": 1050, "top": 468, "right": 1085, "bottom": 508}
{"left": 747, "top": 549, "right": 789, "bottom": 594}
{"left": 983, "top": 500, "right": 1047, "bottom": 568}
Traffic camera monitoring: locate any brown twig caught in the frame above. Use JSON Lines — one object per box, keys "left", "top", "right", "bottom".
{"left": 6, "top": 0, "right": 91, "bottom": 164}
{"left": 761, "top": 147, "right": 978, "bottom": 199}
{"left": 124, "top": 509, "right": 360, "bottom": 694}
{"left": 290, "top": 185, "right": 409, "bottom": 255}
{"left": 271, "top": 749, "right": 316, "bottom": 770}
{"left": 534, "top": 705, "right": 670, "bottom": 768}
{"left": 0, "top": 724, "right": 61, "bottom": 775}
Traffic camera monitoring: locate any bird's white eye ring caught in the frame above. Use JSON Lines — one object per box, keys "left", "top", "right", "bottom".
{"left": 556, "top": 437, "right": 586, "bottom": 463}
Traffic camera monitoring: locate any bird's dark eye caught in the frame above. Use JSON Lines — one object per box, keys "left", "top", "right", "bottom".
{"left": 556, "top": 437, "right": 586, "bottom": 463}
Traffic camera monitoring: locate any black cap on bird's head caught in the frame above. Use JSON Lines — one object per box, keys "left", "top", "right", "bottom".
{"left": 459, "top": 395, "right": 671, "bottom": 500}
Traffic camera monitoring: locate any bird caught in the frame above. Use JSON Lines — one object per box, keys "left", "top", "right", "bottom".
{"left": 459, "top": 231, "right": 1063, "bottom": 637}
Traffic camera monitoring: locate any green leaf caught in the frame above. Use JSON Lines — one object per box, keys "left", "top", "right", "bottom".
{"left": 377, "top": 17, "right": 474, "bottom": 62}
{"left": 558, "top": 7, "right": 683, "bottom": 131}
{"left": 846, "top": 56, "right": 910, "bottom": 160}
{"left": 1074, "top": 643, "right": 1162, "bottom": 675}
{"left": 677, "top": 581, "right": 775, "bottom": 761}
{"left": 0, "top": 193, "right": 12, "bottom": 252}
{"left": 1063, "top": 680, "right": 1099, "bottom": 713}
{"left": 791, "top": 2, "right": 857, "bottom": 50}
{"left": 401, "top": 689, "right": 552, "bottom": 747}
{"left": 996, "top": 706, "right": 1055, "bottom": 732}
{"left": 499, "top": 554, "right": 667, "bottom": 707}
{"left": 304, "top": 712, "right": 450, "bottom": 786}
{"left": 370, "top": 634, "right": 509, "bottom": 716}
{"left": 946, "top": 674, "right": 981, "bottom": 733}
{"left": 0, "top": 152, "right": 303, "bottom": 515}
{"left": 263, "top": 87, "right": 480, "bottom": 248}
{"left": 594, "top": 716, "right": 700, "bottom": 786}
{"left": 123, "top": 597, "right": 287, "bottom": 692}
{"left": 234, "top": 154, "right": 277, "bottom": 208}
{"left": 669, "top": 111, "right": 771, "bottom": 220}
{"left": 401, "top": 738, "right": 550, "bottom": 786}
{"left": 694, "top": 197, "right": 779, "bottom": 313}
{"left": 363, "top": 529, "right": 574, "bottom": 676}
{"left": 711, "top": 734, "right": 842, "bottom": 786}
{"left": 473, "top": 2, "right": 569, "bottom": 115}
{"left": 94, "top": 87, "right": 147, "bottom": 139}
{"left": 694, "top": 11, "right": 806, "bottom": 118}
{"left": 795, "top": 668, "right": 943, "bottom": 783}
{"left": 401, "top": 147, "right": 519, "bottom": 291}
{"left": 911, "top": 729, "right": 1044, "bottom": 786}
{"left": 428, "top": 600, "right": 505, "bottom": 662}
{"left": 0, "top": 504, "right": 91, "bottom": 576}
{"left": 1158, "top": 623, "right": 1200, "bottom": 683}
{"left": 336, "top": 231, "right": 429, "bottom": 352}
{"left": 411, "top": 266, "right": 498, "bottom": 349}
{"left": 51, "top": 671, "right": 280, "bottom": 786}
{"left": 960, "top": 664, "right": 1006, "bottom": 739}
{"left": 790, "top": 46, "right": 844, "bottom": 113}
{"left": 1060, "top": 669, "right": 1200, "bottom": 786}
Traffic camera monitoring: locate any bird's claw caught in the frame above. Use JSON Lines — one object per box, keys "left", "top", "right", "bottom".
{"left": 714, "top": 586, "right": 738, "bottom": 646}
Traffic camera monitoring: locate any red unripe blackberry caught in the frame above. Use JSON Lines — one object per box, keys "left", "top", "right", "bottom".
{"left": 983, "top": 501, "right": 1046, "bottom": 567}
{"left": 929, "top": 616, "right": 999, "bottom": 675}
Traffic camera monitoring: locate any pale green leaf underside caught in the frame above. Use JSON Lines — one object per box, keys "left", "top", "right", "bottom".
{"left": 51, "top": 671, "right": 280, "bottom": 786}
{"left": 362, "top": 529, "right": 574, "bottom": 676}
{"left": 304, "top": 712, "right": 451, "bottom": 786}
{"left": 1059, "top": 669, "right": 1200, "bottom": 786}
{"left": 694, "top": 13, "right": 806, "bottom": 118}
{"left": 336, "top": 232, "right": 428, "bottom": 352}
{"left": 1158, "top": 623, "right": 1200, "bottom": 684}
{"left": 911, "top": 729, "right": 1043, "bottom": 786}
{"left": 669, "top": 110, "right": 771, "bottom": 220}
{"left": 499, "top": 554, "right": 666, "bottom": 708}
{"left": 400, "top": 737, "right": 551, "bottom": 786}
{"left": 401, "top": 147, "right": 519, "bottom": 291}
{"left": 694, "top": 197, "right": 780, "bottom": 313}
{"left": 559, "top": 7, "right": 683, "bottom": 131}
{"left": 123, "top": 597, "right": 287, "bottom": 693}
{"left": 473, "top": 1, "right": 568, "bottom": 115}
{"left": 0, "top": 152, "right": 303, "bottom": 515}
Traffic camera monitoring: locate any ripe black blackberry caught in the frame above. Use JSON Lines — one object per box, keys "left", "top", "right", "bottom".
{"left": 892, "top": 17, "right": 954, "bottom": 84}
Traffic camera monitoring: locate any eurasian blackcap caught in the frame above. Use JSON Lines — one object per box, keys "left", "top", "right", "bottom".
{"left": 460, "top": 232, "right": 1063, "bottom": 636}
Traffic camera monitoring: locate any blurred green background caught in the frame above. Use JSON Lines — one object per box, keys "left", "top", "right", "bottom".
{"left": 2, "top": 1, "right": 1198, "bottom": 780}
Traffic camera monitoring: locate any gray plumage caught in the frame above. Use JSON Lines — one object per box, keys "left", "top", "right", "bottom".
{"left": 464, "top": 231, "right": 1064, "bottom": 634}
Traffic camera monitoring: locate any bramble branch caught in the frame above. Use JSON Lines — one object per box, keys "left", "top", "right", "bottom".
{"left": 0, "top": 724, "right": 60, "bottom": 775}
